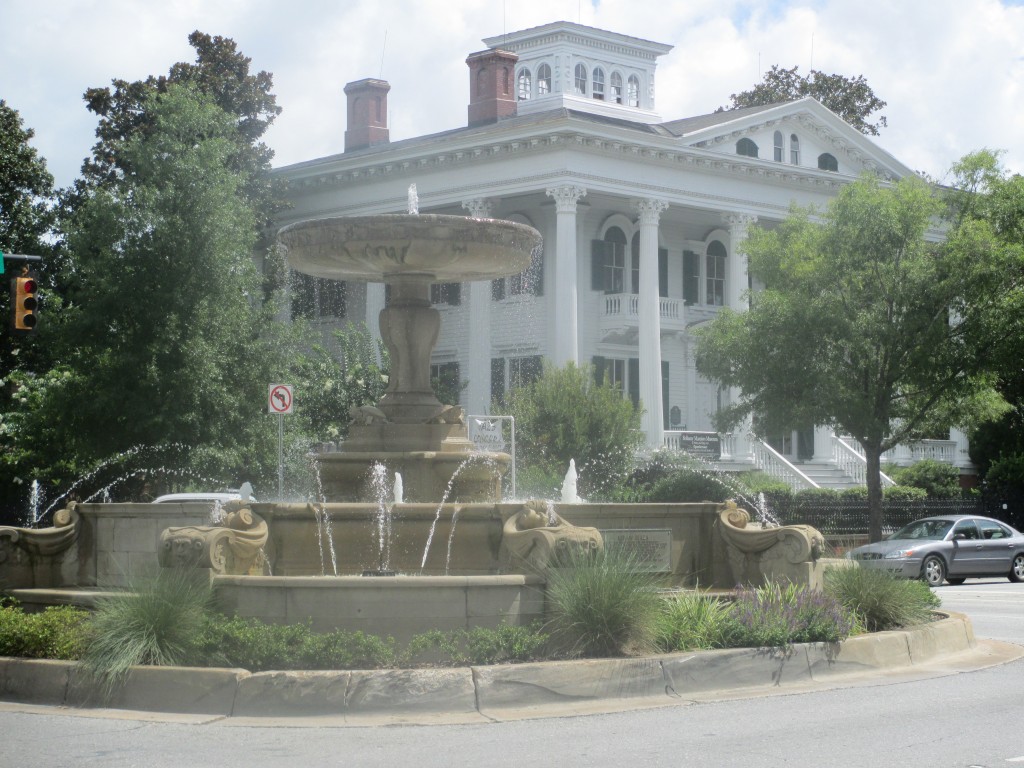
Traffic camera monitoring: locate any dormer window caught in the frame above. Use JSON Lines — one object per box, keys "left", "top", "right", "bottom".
{"left": 627, "top": 75, "right": 640, "bottom": 107}
{"left": 773, "top": 131, "right": 784, "bottom": 162}
{"left": 537, "top": 63, "right": 551, "bottom": 95}
{"left": 517, "top": 68, "right": 532, "bottom": 101}
{"left": 610, "top": 72, "right": 623, "bottom": 104}
{"left": 818, "top": 153, "right": 838, "bottom": 172}
{"left": 790, "top": 134, "right": 801, "bottom": 165}
{"left": 592, "top": 68, "right": 606, "bottom": 100}
{"left": 736, "top": 138, "right": 758, "bottom": 158}
{"left": 574, "top": 63, "right": 588, "bottom": 95}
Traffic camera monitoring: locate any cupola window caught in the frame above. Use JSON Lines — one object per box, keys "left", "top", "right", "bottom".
{"left": 574, "top": 63, "right": 588, "bottom": 95}
{"left": 517, "top": 68, "right": 532, "bottom": 100}
{"left": 592, "top": 67, "right": 605, "bottom": 100}
{"left": 537, "top": 63, "right": 551, "bottom": 95}
{"left": 627, "top": 75, "right": 640, "bottom": 107}
{"left": 610, "top": 72, "right": 623, "bottom": 103}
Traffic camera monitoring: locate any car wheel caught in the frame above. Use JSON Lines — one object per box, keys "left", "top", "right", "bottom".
{"left": 946, "top": 577, "right": 966, "bottom": 585}
{"left": 1009, "top": 553, "right": 1024, "bottom": 583}
{"left": 922, "top": 555, "right": 946, "bottom": 587}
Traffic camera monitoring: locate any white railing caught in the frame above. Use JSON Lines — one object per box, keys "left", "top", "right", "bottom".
{"left": 883, "top": 440, "right": 958, "bottom": 466}
{"left": 750, "top": 439, "right": 819, "bottom": 491}
{"left": 601, "top": 294, "right": 685, "bottom": 331}
{"left": 833, "top": 436, "right": 895, "bottom": 487}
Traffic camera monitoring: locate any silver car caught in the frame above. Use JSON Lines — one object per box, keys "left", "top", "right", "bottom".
{"left": 847, "top": 515, "right": 1024, "bottom": 587}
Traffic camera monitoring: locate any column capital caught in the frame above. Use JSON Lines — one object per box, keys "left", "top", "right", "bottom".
{"left": 634, "top": 198, "right": 669, "bottom": 226}
{"left": 462, "top": 198, "right": 496, "bottom": 219}
{"left": 545, "top": 185, "right": 587, "bottom": 212}
{"left": 722, "top": 212, "right": 758, "bottom": 229}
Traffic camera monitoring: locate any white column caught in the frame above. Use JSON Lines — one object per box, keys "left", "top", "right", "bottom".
{"left": 365, "top": 283, "right": 387, "bottom": 365}
{"left": 636, "top": 198, "right": 669, "bottom": 449}
{"left": 462, "top": 198, "right": 496, "bottom": 414}
{"left": 722, "top": 213, "right": 758, "bottom": 458}
{"left": 545, "top": 185, "right": 587, "bottom": 366}
{"left": 723, "top": 213, "right": 758, "bottom": 311}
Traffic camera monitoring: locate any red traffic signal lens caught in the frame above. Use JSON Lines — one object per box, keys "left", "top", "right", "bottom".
{"left": 22, "top": 278, "right": 36, "bottom": 294}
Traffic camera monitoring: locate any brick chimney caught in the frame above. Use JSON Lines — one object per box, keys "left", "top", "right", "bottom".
{"left": 466, "top": 49, "right": 518, "bottom": 127}
{"left": 344, "top": 78, "right": 390, "bottom": 152}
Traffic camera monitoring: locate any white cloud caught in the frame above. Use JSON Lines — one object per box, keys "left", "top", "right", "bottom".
{"left": 2, "top": 0, "right": 1022, "bottom": 189}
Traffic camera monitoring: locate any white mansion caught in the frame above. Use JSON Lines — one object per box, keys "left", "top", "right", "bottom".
{"left": 274, "top": 21, "right": 973, "bottom": 489}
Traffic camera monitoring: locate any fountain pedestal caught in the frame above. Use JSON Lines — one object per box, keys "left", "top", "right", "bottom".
{"left": 279, "top": 213, "right": 541, "bottom": 503}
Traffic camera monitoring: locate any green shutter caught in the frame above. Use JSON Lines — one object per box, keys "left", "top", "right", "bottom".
{"left": 662, "top": 360, "right": 670, "bottom": 430}
{"left": 592, "top": 355, "right": 606, "bottom": 385}
{"left": 658, "top": 248, "right": 668, "bottom": 298}
{"left": 628, "top": 357, "right": 640, "bottom": 408}
{"left": 591, "top": 240, "right": 607, "bottom": 291}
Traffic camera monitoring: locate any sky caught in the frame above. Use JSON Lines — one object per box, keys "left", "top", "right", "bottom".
{"left": 3, "top": 0, "right": 1023, "bottom": 190}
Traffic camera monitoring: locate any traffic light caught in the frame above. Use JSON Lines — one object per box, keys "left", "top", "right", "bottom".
{"left": 11, "top": 274, "right": 38, "bottom": 332}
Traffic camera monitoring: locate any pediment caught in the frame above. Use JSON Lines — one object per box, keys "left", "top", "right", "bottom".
{"left": 665, "top": 98, "right": 915, "bottom": 180}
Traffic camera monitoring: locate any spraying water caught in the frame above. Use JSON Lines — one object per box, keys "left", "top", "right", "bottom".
{"left": 407, "top": 183, "right": 419, "bottom": 215}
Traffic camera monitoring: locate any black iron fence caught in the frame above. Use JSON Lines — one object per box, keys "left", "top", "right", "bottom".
{"left": 768, "top": 496, "right": 988, "bottom": 537}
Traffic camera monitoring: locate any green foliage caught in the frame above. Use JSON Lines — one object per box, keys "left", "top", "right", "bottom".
{"left": 824, "top": 566, "right": 939, "bottom": 633}
{"left": 0, "top": 601, "right": 91, "bottom": 660}
{"left": 695, "top": 172, "right": 1013, "bottom": 540}
{"left": 886, "top": 460, "right": 962, "bottom": 498}
{"left": 736, "top": 471, "right": 792, "bottom": 497}
{"left": 403, "top": 624, "right": 549, "bottom": 666}
{"left": 82, "top": 570, "right": 215, "bottom": 692}
{"left": 882, "top": 485, "right": 928, "bottom": 502}
{"left": 192, "top": 615, "right": 397, "bottom": 671}
{"left": 724, "top": 583, "right": 856, "bottom": 647}
{"left": 499, "top": 362, "right": 643, "bottom": 500}
{"left": 543, "top": 547, "right": 665, "bottom": 658}
{"left": 655, "top": 590, "right": 734, "bottom": 651}
{"left": 644, "top": 471, "right": 732, "bottom": 503}
{"left": 719, "top": 65, "right": 887, "bottom": 135}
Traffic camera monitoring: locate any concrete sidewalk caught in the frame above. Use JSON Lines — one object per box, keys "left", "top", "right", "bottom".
{"left": 0, "top": 611, "right": 1020, "bottom": 725}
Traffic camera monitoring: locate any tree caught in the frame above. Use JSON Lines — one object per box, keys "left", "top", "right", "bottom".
{"left": 498, "top": 362, "right": 643, "bottom": 500}
{"left": 79, "top": 31, "right": 282, "bottom": 226}
{"left": 695, "top": 173, "right": 1014, "bottom": 542}
{"left": 11, "top": 84, "right": 297, "bottom": 501}
{"left": 718, "top": 65, "right": 887, "bottom": 136}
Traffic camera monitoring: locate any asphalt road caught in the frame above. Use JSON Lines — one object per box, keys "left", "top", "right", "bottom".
{"left": 2, "top": 579, "right": 1023, "bottom": 768}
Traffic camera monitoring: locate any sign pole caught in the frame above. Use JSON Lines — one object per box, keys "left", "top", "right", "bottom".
{"left": 268, "top": 384, "right": 294, "bottom": 502}
{"left": 278, "top": 413, "right": 284, "bottom": 501}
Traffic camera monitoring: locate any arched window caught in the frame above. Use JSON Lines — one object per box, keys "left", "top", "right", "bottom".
{"left": 706, "top": 240, "right": 727, "bottom": 306}
{"left": 610, "top": 72, "right": 623, "bottom": 103}
{"left": 592, "top": 67, "right": 605, "bottom": 100}
{"left": 574, "top": 63, "right": 588, "bottom": 95}
{"left": 517, "top": 68, "right": 532, "bottom": 101}
{"left": 773, "top": 131, "right": 784, "bottom": 162}
{"left": 736, "top": 138, "right": 759, "bottom": 158}
{"left": 537, "top": 63, "right": 552, "bottom": 95}
{"left": 627, "top": 75, "right": 640, "bottom": 107}
{"left": 790, "top": 134, "right": 800, "bottom": 165}
{"left": 818, "top": 153, "right": 838, "bottom": 172}
{"left": 602, "top": 226, "right": 627, "bottom": 294}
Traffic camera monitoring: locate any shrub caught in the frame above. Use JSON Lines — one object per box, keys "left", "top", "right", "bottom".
{"left": 736, "top": 471, "right": 792, "bottom": 497}
{"left": 655, "top": 590, "right": 733, "bottom": 651}
{"left": 824, "top": 565, "right": 939, "bottom": 632}
{"left": 498, "top": 362, "right": 643, "bottom": 501}
{"left": 404, "top": 623, "right": 548, "bottom": 666}
{"left": 839, "top": 486, "right": 869, "bottom": 500}
{"left": 724, "top": 583, "right": 856, "bottom": 648}
{"left": 194, "top": 615, "right": 398, "bottom": 671}
{"left": 82, "top": 569, "right": 215, "bottom": 691}
{"left": 882, "top": 485, "right": 928, "bottom": 502}
{"left": 887, "top": 459, "right": 962, "bottom": 498}
{"left": 645, "top": 471, "right": 732, "bottom": 503}
{"left": 544, "top": 547, "right": 665, "bottom": 657}
{"left": 0, "top": 601, "right": 91, "bottom": 660}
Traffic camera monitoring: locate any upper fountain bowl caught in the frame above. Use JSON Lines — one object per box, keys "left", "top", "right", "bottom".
{"left": 278, "top": 214, "right": 542, "bottom": 283}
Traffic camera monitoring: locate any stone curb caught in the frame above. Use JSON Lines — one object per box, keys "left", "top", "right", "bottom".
{"left": 0, "top": 611, "right": 982, "bottom": 718}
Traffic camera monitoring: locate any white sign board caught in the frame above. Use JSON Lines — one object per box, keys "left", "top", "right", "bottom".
{"left": 268, "top": 384, "right": 294, "bottom": 414}
{"left": 469, "top": 417, "right": 506, "bottom": 451}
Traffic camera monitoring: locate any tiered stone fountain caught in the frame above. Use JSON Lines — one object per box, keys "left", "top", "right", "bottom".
{"left": 0, "top": 202, "right": 829, "bottom": 643}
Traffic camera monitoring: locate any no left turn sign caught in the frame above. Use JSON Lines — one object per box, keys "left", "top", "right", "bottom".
{"left": 268, "top": 384, "right": 294, "bottom": 414}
